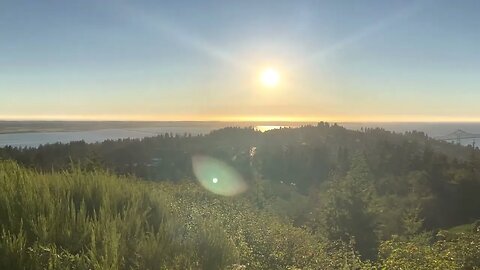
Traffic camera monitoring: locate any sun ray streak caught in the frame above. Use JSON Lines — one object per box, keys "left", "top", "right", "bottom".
{"left": 116, "top": 3, "right": 251, "bottom": 71}
{"left": 295, "top": 0, "right": 433, "bottom": 70}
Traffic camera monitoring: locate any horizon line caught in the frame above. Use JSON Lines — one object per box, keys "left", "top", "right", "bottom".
{"left": 2, "top": 115, "right": 480, "bottom": 124}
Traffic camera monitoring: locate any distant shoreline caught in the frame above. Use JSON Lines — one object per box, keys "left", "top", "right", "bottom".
{"left": 2, "top": 120, "right": 480, "bottom": 136}
{"left": 1, "top": 121, "right": 480, "bottom": 148}
{"left": 0, "top": 121, "right": 312, "bottom": 135}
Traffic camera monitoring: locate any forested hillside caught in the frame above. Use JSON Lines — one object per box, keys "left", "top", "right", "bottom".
{"left": 1, "top": 123, "right": 480, "bottom": 269}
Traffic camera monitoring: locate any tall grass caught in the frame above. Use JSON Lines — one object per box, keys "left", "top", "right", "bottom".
{"left": 0, "top": 160, "right": 367, "bottom": 269}
{"left": 0, "top": 161, "right": 237, "bottom": 269}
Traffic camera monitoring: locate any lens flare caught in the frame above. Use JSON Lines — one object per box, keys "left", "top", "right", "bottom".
{"left": 192, "top": 155, "right": 247, "bottom": 196}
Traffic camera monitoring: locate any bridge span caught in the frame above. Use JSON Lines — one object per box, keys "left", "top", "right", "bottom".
{"left": 435, "top": 129, "right": 480, "bottom": 145}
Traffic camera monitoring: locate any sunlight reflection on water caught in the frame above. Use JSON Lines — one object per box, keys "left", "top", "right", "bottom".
{"left": 254, "top": 125, "right": 286, "bottom": 132}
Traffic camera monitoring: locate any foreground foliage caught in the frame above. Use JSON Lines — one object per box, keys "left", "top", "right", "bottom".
{"left": 378, "top": 230, "right": 480, "bottom": 269}
{"left": 0, "top": 161, "right": 366, "bottom": 269}
{"left": 0, "top": 161, "right": 238, "bottom": 269}
{"left": 0, "top": 157, "right": 479, "bottom": 269}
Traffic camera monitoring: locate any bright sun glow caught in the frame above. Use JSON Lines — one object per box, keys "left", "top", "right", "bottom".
{"left": 260, "top": 68, "right": 280, "bottom": 88}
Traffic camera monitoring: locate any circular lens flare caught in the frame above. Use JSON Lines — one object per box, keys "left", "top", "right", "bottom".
{"left": 192, "top": 155, "right": 247, "bottom": 196}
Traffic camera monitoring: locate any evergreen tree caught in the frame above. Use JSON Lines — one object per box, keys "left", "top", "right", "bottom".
{"left": 317, "top": 153, "right": 379, "bottom": 259}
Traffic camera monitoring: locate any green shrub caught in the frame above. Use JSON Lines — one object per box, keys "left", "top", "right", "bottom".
{"left": 0, "top": 161, "right": 236, "bottom": 269}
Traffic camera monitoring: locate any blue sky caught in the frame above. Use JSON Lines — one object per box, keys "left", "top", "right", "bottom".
{"left": 1, "top": 0, "right": 479, "bottom": 121}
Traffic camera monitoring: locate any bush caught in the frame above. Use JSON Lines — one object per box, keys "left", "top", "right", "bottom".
{"left": 0, "top": 161, "right": 236, "bottom": 269}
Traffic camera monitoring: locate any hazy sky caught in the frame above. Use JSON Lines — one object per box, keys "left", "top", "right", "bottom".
{"left": 1, "top": 0, "right": 479, "bottom": 122}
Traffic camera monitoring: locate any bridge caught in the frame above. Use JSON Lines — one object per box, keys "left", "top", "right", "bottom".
{"left": 435, "top": 129, "right": 480, "bottom": 145}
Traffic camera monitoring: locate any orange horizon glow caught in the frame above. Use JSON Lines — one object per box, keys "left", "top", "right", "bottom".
{"left": 2, "top": 114, "right": 480, "bottom": 123}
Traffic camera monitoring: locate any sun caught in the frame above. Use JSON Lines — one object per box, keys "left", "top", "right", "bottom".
{"left": 260, "top": 68, "right": 280, "bottom": 88}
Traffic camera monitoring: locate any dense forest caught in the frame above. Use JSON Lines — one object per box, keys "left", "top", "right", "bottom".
{"left": 1, "top": 123, "right": 480, "bottom": 269}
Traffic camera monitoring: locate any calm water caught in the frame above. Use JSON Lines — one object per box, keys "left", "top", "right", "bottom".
{"left": 1, "top": 123, "right": 480, "bottom": 148}
{"left": 0, "top": 127, "right": 215, "bottom": 148}
{"left": 342, "top": 122, "right": 480, "bottom": 146}
{"left": 341, "top": 122, "right": 480, "bottom": 137}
